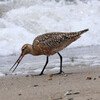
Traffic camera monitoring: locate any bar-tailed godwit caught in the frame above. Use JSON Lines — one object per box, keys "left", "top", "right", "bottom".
{"left": 10, "top": 29, "right": 89, "bottom": 75}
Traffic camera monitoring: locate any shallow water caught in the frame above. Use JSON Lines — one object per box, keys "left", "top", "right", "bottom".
{"left": 0, "top": 46, "right": 100, "bottom": 76}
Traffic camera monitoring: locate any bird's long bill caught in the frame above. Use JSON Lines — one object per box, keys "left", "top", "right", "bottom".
{"left": 9, "top": 54, "right": 24, "bottom": 72}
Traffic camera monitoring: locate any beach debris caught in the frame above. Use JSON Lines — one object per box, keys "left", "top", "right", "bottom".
{"left": 64, "top": 74, "right": 68, "bottom": 77}
{"left": 70, "top": 57, "right": 75, "bottom": 62}
{"left": 86, "top": 77, "right": 92, "bottom": 80}
{"left": 93, "top": 78, "right": 96, "bottom": 80}
{"left": 64, "top": 90, "right": 72, "bottom": 95}
{"left": 68, "top": 98, "right": 73, "bottom": 100}
{"left": 48, "top": 77, "right": 52, "bottom": 80}
{"left": 53, "top": 97, "right": 62, "bottom": 100}
{"left": 26, "top": 75, "right": 29, "bottom": 77}
{"left": 49, "top": 74, "right": 53, "bottom": 77}
{"left": 18, "top": 93, "right": 22, "bottom": 96}
{"left": 5, "top": 73, "right": 8, "bottom": 76}
{"left": 98, "top": 76, "right": 100, "bottom": 78}
{"left": 87, "top": 98, "right": 93, "bottom": 100}
{"left": 73, "top": 91, "right": 80, "bottom": 94}
{"left": 33, "top": 85, "right": 39, "bottom": 87}
{"left": 64, "top": 90, "right": 80, "bottom": 96}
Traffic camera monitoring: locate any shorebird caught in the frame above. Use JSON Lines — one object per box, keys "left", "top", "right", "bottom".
{"left": 10, "top": 29, "right": 89, "bottom": 75}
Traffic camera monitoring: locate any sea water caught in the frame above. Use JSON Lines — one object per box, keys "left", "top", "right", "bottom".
{"left": 0, "top": 0, "right": 100, "bottom": 76}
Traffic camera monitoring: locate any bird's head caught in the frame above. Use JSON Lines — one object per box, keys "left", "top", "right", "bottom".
{"left": 9, "top": 44, "right": 32, "bottom": 72}
{"left": 21, "top": 44, "right": 32, "bottom": 55}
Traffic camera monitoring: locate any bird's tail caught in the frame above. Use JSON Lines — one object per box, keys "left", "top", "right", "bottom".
{"left": 66, "top": 28, "right": 89, "bottom": 38}
{"left": 65, "top": 28, "right": 89, "bottom": 42}
{"left": 77, "top": 29, "right": 89, "bottom": 35}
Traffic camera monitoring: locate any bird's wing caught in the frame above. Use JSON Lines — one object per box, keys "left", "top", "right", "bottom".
{"left": 32, "top": 29, "right": 88, "bottom": 55}
{"left": 33, "top": 32, "right": 78, "bottom": 51}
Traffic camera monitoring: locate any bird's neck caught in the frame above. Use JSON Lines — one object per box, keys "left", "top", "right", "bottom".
{"left": 30, "top": 45, "right": 40, "bottom": 55}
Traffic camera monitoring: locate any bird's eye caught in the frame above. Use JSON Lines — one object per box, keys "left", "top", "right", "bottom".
{"left": 22, "top": 48, "right": 24, "bottom": 52}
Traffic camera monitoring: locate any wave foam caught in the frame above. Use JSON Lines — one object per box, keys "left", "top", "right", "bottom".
{"left": 0, "top": 0, "right": 100, "bottom": 56}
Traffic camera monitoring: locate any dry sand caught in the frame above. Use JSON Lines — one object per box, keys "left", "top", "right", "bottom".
{"left": 0, "top": 67, "right": 100, "bottom": 100}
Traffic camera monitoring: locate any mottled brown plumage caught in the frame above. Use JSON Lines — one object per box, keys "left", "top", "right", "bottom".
{"left": 10, "top": 29, "right": 89, "bottom": 75}
{"left": 33, "top": 29, "right": 88, "bottom": 56}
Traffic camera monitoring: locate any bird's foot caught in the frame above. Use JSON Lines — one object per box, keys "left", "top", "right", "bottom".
{"left": 39, "top": 72, "right": 44, "bottom": 76}
{"left": 52, "top": 71, "right": 64, "bottom": 75}
{"left": 57, "top": 71, "right": 65, "bottom": 74}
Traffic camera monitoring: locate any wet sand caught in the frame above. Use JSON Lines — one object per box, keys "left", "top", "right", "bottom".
{"left": 0, "top": 66, "right": 100, "bottom": 100}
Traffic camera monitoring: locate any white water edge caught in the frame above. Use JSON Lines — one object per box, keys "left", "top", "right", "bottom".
{"left": 0, "top": 46, "right": 100, "bottom": 76}
{"left": 0, "top": 0, "right": 100, "bottom": 76}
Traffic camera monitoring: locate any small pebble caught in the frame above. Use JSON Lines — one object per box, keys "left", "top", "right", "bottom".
{"left": 64, "top": 91, "right": 72, "bottom": 95}
{"left": 64, "top": 90, "right": 72, "bottom": 96}
{"left": 33, "top": 85, "right": 39, "bottom": 87}
{"left": 26, "top": 75, "right": 29, "bottom": 77}
{"left": 93, "top": 78, "right": 96, "bottom": 80}
{"left": 64, "top": 74, "right": 68, "bottom": 77}
{"left": 5, "top": 73, "right": 8, "bottom": 76}
{"left": 53, "top": 97, "right": 62, "bottom": 100}
{"left": 64, "top": 90, "right": 80, "bottom": 96}
{"left": 86, "top": 77, "right": 92, "bottom": 80}
{"left": 98, "top": 76, "right": 100, "bottom": 78}
{"left": 87, "top": 98, "right": 93, "bottom": 100}
{"left": 73, "top": 91, "right": 80, "bottom": 94}
{"left": 18, "top": 94, "right": 22, "bottom": 96}
{"left": 48, "top": 78, "right": 52, "bottom": 80}
{"left": 49, "top": 74, "right": 53, "bottom": 77}
{"left": 68, "top": 98, "right": 73, "bottom": 100}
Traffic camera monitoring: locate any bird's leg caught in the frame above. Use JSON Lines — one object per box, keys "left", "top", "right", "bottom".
{"left": 39, "top": 56, "right": 49, "bottom": 75}
{"left": 57, "top": 52, "right": 64, "bottom": 74}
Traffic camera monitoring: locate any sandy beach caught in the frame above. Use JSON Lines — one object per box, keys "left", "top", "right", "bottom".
{"left": 0, "top": 67, "right": 100, "bottom": 100}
